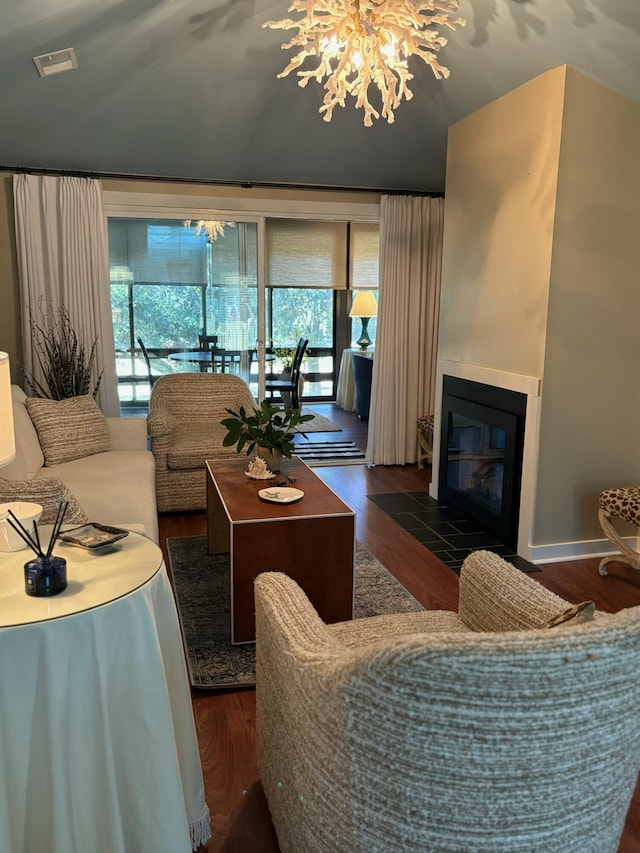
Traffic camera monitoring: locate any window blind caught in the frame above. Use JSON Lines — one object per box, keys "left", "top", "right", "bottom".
{"left": 349, "top": 221, "right": 379, "bottom": 290}
{"left": 266, "top": 219, "right": 348, "bottom": 289}
{"left": 108, "top": 218, "right": 208, "bottom": 285}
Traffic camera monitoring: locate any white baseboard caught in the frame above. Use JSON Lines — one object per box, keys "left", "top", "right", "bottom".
{"left": 524, "top": 535, "right": 639, "bottom": 565}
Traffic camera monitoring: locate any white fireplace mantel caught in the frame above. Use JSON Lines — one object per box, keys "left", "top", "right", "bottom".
{"left": 430, "top": 360, "right": 541, "bottom": 561}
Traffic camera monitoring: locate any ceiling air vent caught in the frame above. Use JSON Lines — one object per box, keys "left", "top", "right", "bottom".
{"left": 33, "top": 48, "right": 78, "bottom": 78}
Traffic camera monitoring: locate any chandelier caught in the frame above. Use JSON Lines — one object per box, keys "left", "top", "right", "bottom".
{"left": 184, "top": 220, "right": 235, "bottom": 241}
{"left": 262, "top": 0, "right": 466, "bottom": 127}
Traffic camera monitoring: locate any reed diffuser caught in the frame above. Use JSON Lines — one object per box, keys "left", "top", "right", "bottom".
{"left": 6, "top": 501, "right": 69, "bottom": 597}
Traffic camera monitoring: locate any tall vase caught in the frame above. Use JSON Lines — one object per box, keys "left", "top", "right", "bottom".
{"left": 256, "top": 446, "right": 283, "bottom": 473}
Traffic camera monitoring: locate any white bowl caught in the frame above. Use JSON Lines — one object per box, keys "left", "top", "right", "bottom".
{"left": 0, "top": 502, "right": 43, "bottom": 552}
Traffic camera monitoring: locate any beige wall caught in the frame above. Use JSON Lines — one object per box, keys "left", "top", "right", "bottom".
{"left": 534, "top": 67, "right": 640, "bottom": 543}
{"left": 439, "top": 66, "right": 565, "bottom": 379}
{"left": 0, "top": 174, "right": 21, "bottom": 382}
{"left": 438, "top": 65, "right": 640, "bottom": 553}
{"left": 101, "top": 178, "right": 378, "bottom": 209}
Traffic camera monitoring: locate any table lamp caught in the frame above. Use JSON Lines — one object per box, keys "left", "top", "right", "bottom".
{"left": 0, "top": 352, "right": 16, "bottom": 466}
{"left": 349, "top": 291, "right": 378, "bottom": 350}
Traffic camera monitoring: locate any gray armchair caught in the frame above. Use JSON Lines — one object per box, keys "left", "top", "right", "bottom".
{"left": 147, "top": 373, "right": 256, "bottom": 512}
{"left": 255, "top": 550, "right": 640, "bottom": 853}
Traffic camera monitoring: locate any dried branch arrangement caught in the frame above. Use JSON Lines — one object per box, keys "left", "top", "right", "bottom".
{"left": 20, "top": 298, "right": 103, "bottom": 400}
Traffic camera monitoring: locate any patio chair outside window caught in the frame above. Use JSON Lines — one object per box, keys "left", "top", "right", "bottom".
{"left": 265, "top": 338, "right": 309, "bottom": 409}
{"left": 137, "top": 337, "right": 160, "bottom": 387}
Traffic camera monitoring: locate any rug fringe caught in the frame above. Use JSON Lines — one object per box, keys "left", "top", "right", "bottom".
{"left": 190, "top": 803, "right": 212, "bottom": 850}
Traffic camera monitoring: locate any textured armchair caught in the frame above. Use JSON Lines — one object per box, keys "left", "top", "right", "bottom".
{"left": 147, "top": 373, "right": 256, "bottom": 512}
{"left": 255, "top": 550, "right": 640, "bottom": 853}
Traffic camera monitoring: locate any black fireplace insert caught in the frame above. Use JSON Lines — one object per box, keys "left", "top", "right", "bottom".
{"left": 439, "top": 376, "right": 526, "bottom": 547}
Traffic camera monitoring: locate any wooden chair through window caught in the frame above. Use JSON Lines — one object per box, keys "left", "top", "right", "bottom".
{"left": 198, "top": 334, "right": 219, "bottom": 352}
{"left": 198, "top": 334, "right": 221, "bottom": 372}
{"left": 137, "top": 337, "right": 160, "bottom": 388}
{"left": 265, "top": 338, "right": 309, "bottom": 409}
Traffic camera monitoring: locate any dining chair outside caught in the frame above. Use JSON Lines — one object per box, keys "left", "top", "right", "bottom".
{"left": 211, "top": 349, "right": 243, "bottom": 374}
{"left": 198, "top": 334, "right": 219, "bottom": 352}
{"left": 137, "top": 337, "right": 160, "bottom": 387}
{"left": 265, "top": 338, "right": 309, "bottom": 409}
{"left": 198, "top": 335, "right": 221, "bottom": 372}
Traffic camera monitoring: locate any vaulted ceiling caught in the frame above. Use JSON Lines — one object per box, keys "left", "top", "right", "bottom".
{"left": 1, "top": 0, "right": 639, "bottom": 193}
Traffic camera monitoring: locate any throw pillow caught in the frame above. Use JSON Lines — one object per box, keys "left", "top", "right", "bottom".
{"left": 544, "top": 600, "right": 596, "bottom": 628}
{"left": 0, "top": 478, "right": 88, "bottom": 524}
{"left": 25, "top": 395, "right": 111, "bottom": 467}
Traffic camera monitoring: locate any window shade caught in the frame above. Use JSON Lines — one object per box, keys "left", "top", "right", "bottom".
{"left": 350, "top": 221, "right": 379, "bottom": 290}
{"left": 266, "top": 219, "right": 348, "bottom": 289}
{"left": 108, "top": 218, "right": 207, "bottom": 285}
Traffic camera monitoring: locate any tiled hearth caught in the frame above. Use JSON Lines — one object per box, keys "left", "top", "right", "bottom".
{"left": 368, "top": 491, "right": 538, "bottom": 574}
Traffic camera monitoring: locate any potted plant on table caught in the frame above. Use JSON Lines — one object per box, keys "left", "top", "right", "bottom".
{"left": 221, "top": 400, "right": 314, "bottom": 473}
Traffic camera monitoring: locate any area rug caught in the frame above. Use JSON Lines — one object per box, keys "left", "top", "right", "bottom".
{"left": 167, "top": 535, "right": 423, "bottom": 689}
{"left": 297, "top": 408, "right": 341, "bottom": 433}
{"left": 292, "top": 440, "right": 366, "bottom": 466}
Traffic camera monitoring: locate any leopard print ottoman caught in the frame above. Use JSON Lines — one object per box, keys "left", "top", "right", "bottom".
{"left": 598, "top": 487, "right": 640, "bottom": 576}
{"left": 417, "top": 415, "right": 435, "bottom": 469}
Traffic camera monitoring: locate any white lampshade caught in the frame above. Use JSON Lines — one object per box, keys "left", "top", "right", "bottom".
{"left": 0, "top": 352, "right": 16, "bottom": 466}
{"left": 349, "top": 291, "right": 378, "bottom": 318}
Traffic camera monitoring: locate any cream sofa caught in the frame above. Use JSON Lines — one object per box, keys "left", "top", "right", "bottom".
{"left": 2, "top": 386, "right": 158, "bottom": 542}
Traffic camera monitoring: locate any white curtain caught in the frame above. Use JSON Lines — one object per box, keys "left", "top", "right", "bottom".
{"left": 366, "top": 195, "right": 444, "bottom": 465}
{"left": 13, "top": 174, "right": 120, "bottom": 416}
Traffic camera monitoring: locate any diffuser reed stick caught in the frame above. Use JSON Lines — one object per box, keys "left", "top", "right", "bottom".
{"left": 5, "top": 500, "right": 68, "bottom": 560}
{"left": 47, "top": 501, "right": 68, "bottom": 558}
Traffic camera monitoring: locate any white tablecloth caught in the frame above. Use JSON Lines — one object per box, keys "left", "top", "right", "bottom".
{"left": 0, "top": 531, "right": 210, "bottom": 853}
{"left": 336, "top": 347, "right": 375, "bottom": 411}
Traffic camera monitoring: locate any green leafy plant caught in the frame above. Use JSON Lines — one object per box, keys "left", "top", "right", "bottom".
{"left": 272, "top": 345, "right": 309, "bottom": 371}
{"left": 221, "top": 400, "right": 314, "bottom": 458}
{"left": 20, "top": 300, "right": 103, "bottom": 400}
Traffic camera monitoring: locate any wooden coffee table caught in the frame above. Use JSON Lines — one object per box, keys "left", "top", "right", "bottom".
{"left": 206, "top": 456, "right": 355, "bottom": 643}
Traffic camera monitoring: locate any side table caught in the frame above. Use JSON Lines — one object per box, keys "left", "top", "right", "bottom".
{"left": 0, "top": 530, "right": 211, "bottom": 853}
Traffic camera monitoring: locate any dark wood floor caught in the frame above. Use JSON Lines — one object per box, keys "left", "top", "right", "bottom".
{"left": 159, "top": 403, "right": 640, "bottom": 853}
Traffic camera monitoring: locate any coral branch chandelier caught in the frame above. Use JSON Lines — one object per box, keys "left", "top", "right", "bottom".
{"left": 262, "top": 0, "right": 466, "bottom": 127}
{"left": 184, "top": 220, "right": 235, "bottom": 241}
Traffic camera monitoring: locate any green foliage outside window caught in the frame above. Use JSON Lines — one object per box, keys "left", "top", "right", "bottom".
{"left": 271, "top": 288, "right": 333, "bottom": 348}
{"left": 111, "top": 283, "right": 203, "bottom": 351}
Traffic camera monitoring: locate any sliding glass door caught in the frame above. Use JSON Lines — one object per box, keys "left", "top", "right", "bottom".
{"left": 106, "top": 206, "right": 380, "bottom": 410}
{"left": 109, "top": 217, "right": 265, "bottom": 408}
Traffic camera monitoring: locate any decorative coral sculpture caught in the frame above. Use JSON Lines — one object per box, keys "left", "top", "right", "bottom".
{"left": 245, "top": 457, "right": 276, "bottom": 480}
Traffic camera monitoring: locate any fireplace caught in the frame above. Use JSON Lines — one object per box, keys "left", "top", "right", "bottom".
{"left": 439, "top": 376, "right": 527, "bottom": 547}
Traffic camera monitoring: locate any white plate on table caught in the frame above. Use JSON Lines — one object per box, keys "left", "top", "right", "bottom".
{"left": 258, "top": 487, "right": 304, "bottom": 504}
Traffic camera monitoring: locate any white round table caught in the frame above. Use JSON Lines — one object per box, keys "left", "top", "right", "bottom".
{"left": 0, "top": 530, "right": 210, "bottom": 853}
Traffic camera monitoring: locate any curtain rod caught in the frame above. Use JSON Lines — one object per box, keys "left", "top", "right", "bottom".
{"left": 0, "top": 164, "right": 442, "bottom": 198}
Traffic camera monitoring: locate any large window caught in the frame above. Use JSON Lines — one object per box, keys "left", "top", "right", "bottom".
{"left": 264, "top": 218, "right": 379, "bottom": 399}
{"left": 107, "top": 211, "right": 379, "bottom": 408}
{"left": 109, "top": 217, "right": 258, "bottom": 406}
